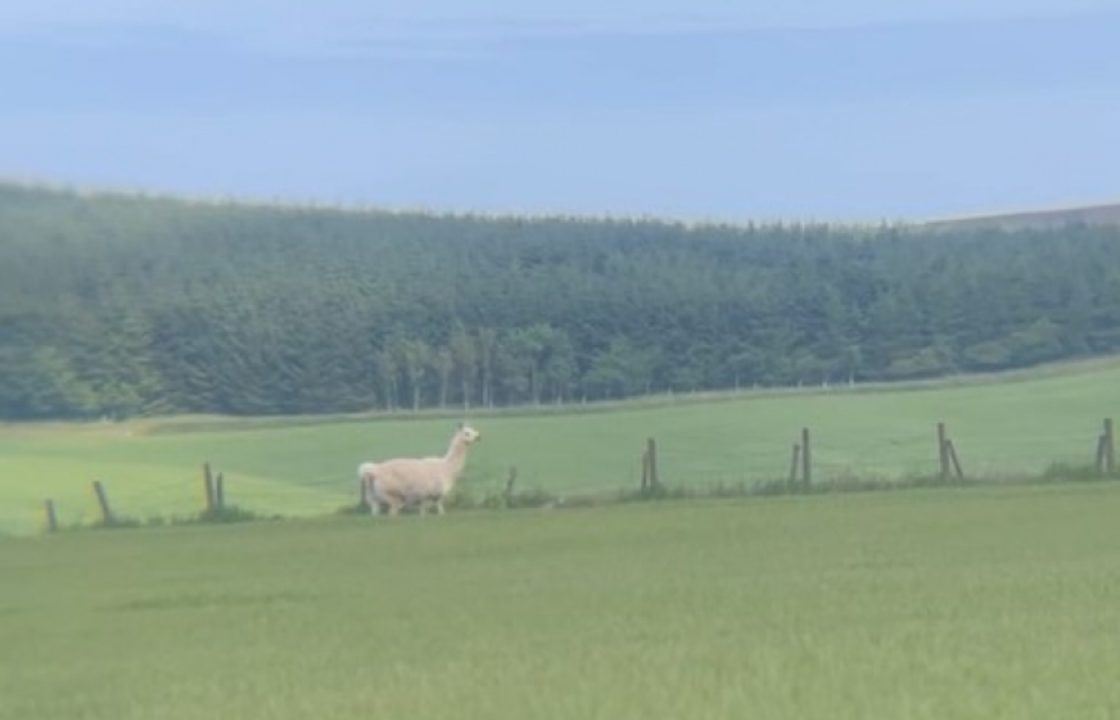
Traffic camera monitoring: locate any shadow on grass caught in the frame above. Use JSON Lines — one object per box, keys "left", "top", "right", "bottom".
{"left": 619, "top": 464, "right": 1119, "bottom": 505}
{"left": 67, "top": 505, "right": 271, "bottom": 533}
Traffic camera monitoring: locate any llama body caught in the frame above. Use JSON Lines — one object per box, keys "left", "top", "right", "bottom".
{"left": 360, "top": 425, "right": 480, "bottom": 516}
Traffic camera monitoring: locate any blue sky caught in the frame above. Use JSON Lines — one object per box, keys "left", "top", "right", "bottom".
{"left": 3, "top": 1, "right": 1119, "bottom": 222}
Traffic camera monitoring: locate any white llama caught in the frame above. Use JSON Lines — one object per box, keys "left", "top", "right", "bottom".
{"left": 359, "top": 424, "right": 481, "bottom": 516}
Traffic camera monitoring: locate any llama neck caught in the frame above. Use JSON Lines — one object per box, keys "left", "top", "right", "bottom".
{"left": 443, "top": 435, "right": 470, "bottom": 479}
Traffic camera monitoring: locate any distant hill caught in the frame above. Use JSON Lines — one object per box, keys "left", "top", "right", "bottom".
{"left": 2, "top": 182, "right": 1120, "bottom": 419}
{"left": 925, "top": 202, "right": 1120, "bottom": 232}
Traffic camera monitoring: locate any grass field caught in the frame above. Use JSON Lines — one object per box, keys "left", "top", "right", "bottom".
{"left": 2, "top": 357, "right": 1120, "bottom": 536}
{"left": 4, "top": 482, "right": 1120, "bottom": 719}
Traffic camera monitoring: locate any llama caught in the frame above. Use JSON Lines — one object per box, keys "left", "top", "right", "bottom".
{"left": 359, "top": 424, "right": 481, "bottom": 516}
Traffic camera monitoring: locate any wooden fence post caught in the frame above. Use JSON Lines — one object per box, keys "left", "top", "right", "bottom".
{"left": 44, "top": 499, "right": 58, "bottom": 533}
{"left": 92, "top": 481, "right": 113, "bottom": 524}
{"left": 937, "top": 422, "right": 950, "bottom": 481}
{"left": 946, "top": 440, "right": 965, "bottom": 480}
{"left": 359, "top": 476, "right": 370, "bottom": 508}
{"left": 505, "top": 466, "right": 518, "bottom": 503}
{"left": 1105, "top": 418, "right": 1115, "bottom": 474}
{"left": 788, "top": 444, "right": 801, "bottom": 487}
{"left": 215, "top": 472, "right": 225, "bottom": 510}
{"left": 640, "top": 448, "right": 650, "bottom": 491}
{"left": 647, "top": 438, "right": 660, "bottom": 489}
{"left": 801, "top": 428, "right": 811, "bottom": 487}
{"left": 203, "top": 462, "right": 215, "bottom": 512}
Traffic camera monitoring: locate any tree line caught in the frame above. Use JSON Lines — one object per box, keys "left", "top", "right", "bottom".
{"left": 1, "top": 183, "right": 1119, "bottom": 419}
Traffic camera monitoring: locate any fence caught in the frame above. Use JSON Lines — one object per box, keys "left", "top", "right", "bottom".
{"left": 36, "top": 418, "right": 1119, "bottom": 533}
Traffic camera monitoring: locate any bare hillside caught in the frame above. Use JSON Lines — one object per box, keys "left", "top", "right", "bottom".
{"left": 925, "top": 202, "right": 1120, "bottom": 231}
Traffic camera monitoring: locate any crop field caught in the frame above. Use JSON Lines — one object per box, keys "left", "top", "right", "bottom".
{"left": 2, "top": 357, "right": 1120, "bottom": 536}
{"left": 4, "top": 482, "right": 1120, "bottom": 719}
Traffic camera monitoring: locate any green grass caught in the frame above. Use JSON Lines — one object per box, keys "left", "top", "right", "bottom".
{"left": 4, "top": 483, "right": 1120, "bottom": 719}
{"left": 2, "top": 356, "right": 1119, "bottom": 536}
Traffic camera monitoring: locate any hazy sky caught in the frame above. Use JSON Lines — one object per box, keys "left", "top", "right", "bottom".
{"left": 3, "top": 1, "right": 1120, "bottom": 221}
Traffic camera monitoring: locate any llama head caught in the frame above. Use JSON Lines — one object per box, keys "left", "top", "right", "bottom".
{"left": 457, "top": 424, "right": 481, "bottom": 444}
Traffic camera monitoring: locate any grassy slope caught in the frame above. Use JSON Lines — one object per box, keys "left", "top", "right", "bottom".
{"left": 1, "top": 357, "right": 1119, "bottom": 536}
{"left": 3, "top": 483, "right": 1120, "bottom": 719}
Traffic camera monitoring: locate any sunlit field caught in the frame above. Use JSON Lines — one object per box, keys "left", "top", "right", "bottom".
{"left": 4, "top": 483, "right": 1120, "bottom": 719}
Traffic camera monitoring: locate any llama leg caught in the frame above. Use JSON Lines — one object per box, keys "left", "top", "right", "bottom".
{"left": 365, "top": 478, "right": 379, "bottom": 515}
{"left": 417, "top": 501, "right": 427, "bottom": 517}
{"left": 436, "top": 500, "right": 445, "bottom": 516}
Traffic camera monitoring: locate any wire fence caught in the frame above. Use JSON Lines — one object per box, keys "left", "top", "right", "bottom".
{"left": 17, "top": 417, "right": 1118, "bottom": 536}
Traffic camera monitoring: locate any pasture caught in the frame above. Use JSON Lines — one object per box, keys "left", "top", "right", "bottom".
{"left": 2, "top": 357, "right": 1120, "bottom": 535}
{"left": 4, "top": 483, "right": 1120, "bottom": 719}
